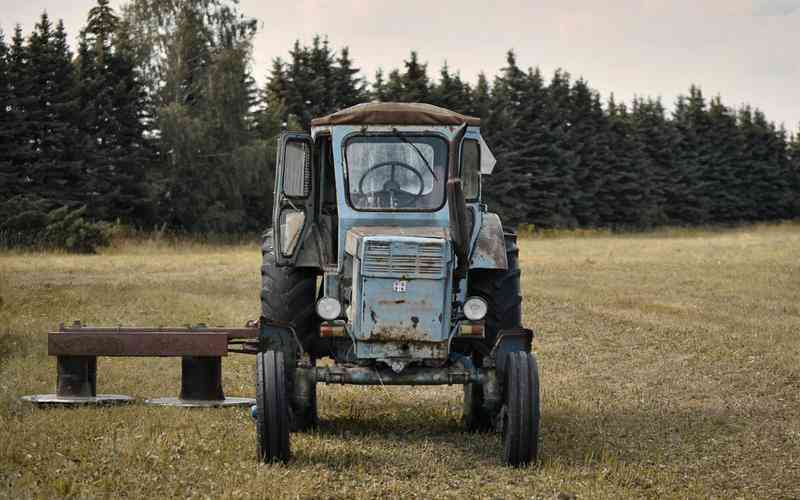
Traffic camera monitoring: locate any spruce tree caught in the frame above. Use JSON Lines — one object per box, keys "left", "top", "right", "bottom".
{"left": 670, "top": 87, "right": 711, "bottom": 224}
{"left": 741, "top": 110, "right": 792, "bottom": 221}
{"left": 566, "top": 78, "right": 612, "bottom": 226}
{"left": 400, "top": 51, "right": 430, "bottom": 102}
{"left": 544, "top": 69, "right": 577, "bottom": 227}
{"left": 468, "top": 72, "right": 491, "bottom": 121}
{"left": 602, "top": 97, "right": 654, "bottom": 228}
{"left": 630, "top": 97, "right": 680, "bottom": 225}
{"left": 790, "top": 129, "right": 800, "bottom": 218}
{"left": 1, "top": 27, "right": 35, "bottom": 200}
{"left": 304, "top": 36, "right": 335, "bottom": 123}
{"left": 704, "top": 96, "right": 742, "bottom": 223}
{"left": 0, "top": 30, "right": 16, "bottom": 199}
{"left": 430, "top": 62, "right": 471, "bottom": 114}
{"left": 78, "top": 0, "right": 152, "bottom": 224}
{"left": 263, "top": 57, "right": 291, "bottom": 123}
{"left": 25, "top": 13, "right": 83, "bottom": 208}
{"left": 734, "top": 108, "right": 790, "bottom": 222}
{"left": 481, "top": 50, "right": 529, "bottom": 226}
{"left": 772, "top": 124, "right": 798, "bottom": 219}
{"left": 379, "top": 51, "right": 431, "bottom": 103}
{"left": 383, "top": 69, "right": 405, "bottom": 101}
{"left": 735, "top": 107, "right": 760, "bottom": 221}
{"left": 265, "top": 37, "right": 365, "bottom": 130}
{"left": 484, "top": 52, "right": 568, "bottom": 228}
{"left": 332, "top": 46, "right": 364, "bottom": 109}
{"left": 371, "top": 68, "right": 387, "bottom": 101}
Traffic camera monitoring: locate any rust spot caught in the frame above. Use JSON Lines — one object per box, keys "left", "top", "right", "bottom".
{"left": 472, "top": 214, "right": 509, "bottom": 269}
{"left": 376, "top": 299, "right": 433, "bottom": 309}
{"left": 411, "top": 316, "right": 419, "bottom": 329}
{"left": 368, "top": 326, "right": 433, "bottom": 342}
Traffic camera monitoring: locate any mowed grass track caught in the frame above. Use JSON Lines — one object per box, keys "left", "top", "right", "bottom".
{"left": 1, "top": 225, "right": 799, "bottom": 498}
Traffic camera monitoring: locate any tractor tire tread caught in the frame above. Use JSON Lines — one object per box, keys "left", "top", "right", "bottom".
{"left": 502, "top": 351, "right": 540, "bottom": 467}
{"left": 256, "top": 350, "right": 290, "bottom": 463}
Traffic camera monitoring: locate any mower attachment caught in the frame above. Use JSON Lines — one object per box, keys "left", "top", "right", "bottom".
{"left": 21, "top": 321, "right": 267, "bottom": 407}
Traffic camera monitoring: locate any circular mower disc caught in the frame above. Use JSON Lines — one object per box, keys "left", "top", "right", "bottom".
{"left": 143, "top": 396, "right": 254, "bottom": 408}
{"left": 20, "top": 394, "right": 135, "bottom": 406}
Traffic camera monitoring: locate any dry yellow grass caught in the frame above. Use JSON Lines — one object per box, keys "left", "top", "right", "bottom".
{"left": 1, "top": 225, "right": 799, "bottom": 498}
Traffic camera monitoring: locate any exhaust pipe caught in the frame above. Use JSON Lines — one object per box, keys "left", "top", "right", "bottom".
{"left": 448, "top": 123, "right": 471, "bottom": 280}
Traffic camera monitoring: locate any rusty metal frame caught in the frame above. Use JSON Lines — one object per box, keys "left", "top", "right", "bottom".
{"left": 305, "top": 364, "right": 483, "bottom": 386}
{"left": 47, "top": 322, "right": 260, "bottom": 357}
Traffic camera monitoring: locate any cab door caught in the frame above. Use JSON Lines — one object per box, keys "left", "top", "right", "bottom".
{"left": 273, "top": 132, "right": 315, "bottom": 266}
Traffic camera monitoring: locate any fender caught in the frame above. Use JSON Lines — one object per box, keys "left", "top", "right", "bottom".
{"left": 468, "top": 211, "right": 508, "bottom": 270}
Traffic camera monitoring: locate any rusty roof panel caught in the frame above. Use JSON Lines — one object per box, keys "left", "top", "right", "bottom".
{"left": 311, "top": 102, "right": 480, "bottom": 127}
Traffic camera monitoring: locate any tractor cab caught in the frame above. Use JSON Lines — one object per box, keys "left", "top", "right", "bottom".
{"left": 272, "top": 103, "right": 503, "bottom": 369}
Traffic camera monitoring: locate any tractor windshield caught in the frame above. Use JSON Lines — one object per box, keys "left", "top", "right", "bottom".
{"left": 345, "top": 135, "right": 448, "bottom": 211}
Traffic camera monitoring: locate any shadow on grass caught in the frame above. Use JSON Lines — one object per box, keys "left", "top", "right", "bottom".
{"left": 294, "top": 402, "right": 751, "bottom": 471}
{"left": 293, "top": 411, "right": 503, "bottom": 468}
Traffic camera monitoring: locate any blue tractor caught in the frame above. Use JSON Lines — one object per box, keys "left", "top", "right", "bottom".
{"left": 257, "top": 102, "right": 540, "bottom": 466}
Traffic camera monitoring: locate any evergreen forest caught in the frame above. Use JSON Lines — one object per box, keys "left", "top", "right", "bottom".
{"left": 1, "top": 0, "right": 799, "bottom": 250}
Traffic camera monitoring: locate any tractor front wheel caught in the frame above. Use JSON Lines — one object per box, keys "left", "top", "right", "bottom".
{"left": 256, "top": 350, "right": 290, "bottom": 463}
{"left": 501, "top": 351, "right": 540, "bottom": 467}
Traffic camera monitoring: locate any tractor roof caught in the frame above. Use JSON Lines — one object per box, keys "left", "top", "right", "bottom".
{"left": 310, "top": 102, "right": 481, "bottom": 127}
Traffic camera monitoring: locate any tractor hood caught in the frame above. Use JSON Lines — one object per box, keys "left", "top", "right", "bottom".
{"left": 344, "top": 226, "right": 450, "bottom": 257}
{"left": 344, "top": 225, "right": 454, "bottom": 362}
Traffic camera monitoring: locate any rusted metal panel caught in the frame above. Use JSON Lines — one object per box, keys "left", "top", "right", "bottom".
{"left": 352, "top": 237, "right": 452, "bottom": 360}
{"left": 311, "top": 102, "right": 480, "bottom": 127}
{"left": 307, "top": 364, "right": 482, "bottom": 385}
{"left": 356, "top": 340, "right": 449, "bottom": 361}
{"left": 345, "top": 230, "right": 453, "bottom": 363}
{"left": 469, "top": 212, "right": 508, "bottom": 270}
{"left": 53, "top": 323, "right": 258, "bottom": 338}
{"left": 48, "top": 332, "right": 230, "bottom": 357}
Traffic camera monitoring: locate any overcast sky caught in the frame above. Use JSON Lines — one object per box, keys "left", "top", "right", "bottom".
{"left": 2, "top": 0, "right": 799, "bottom": 131}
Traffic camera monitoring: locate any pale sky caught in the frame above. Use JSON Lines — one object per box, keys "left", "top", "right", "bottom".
{"left": 2, "top": 0, "right": 799, "bottom": 132}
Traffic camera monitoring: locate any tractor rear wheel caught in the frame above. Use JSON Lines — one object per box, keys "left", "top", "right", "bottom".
{"left": 256, "top": 350, "right": 290, "bottom": 463}
{"left": 260, "top": 230, "right": 317, "bottom": 348}
{"left": 464, "top": 232, "right": 522, "bottom": 431}
{"left": 501, "top": 351, "right": 540, "bottom": 467}
{"left": 260, "top": 230, "right": 318, "bottom": 430}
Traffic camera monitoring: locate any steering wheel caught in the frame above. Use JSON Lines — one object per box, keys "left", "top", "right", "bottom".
{"left": 358, "top": 161, "right": 425, "bottom": 207}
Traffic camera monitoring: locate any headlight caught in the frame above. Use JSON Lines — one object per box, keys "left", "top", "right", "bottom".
{"left": 316, "top": 297, "right": 342, "bottom": 320}
{"left": 463, "top": 297, "right": 488, "bottom": 321}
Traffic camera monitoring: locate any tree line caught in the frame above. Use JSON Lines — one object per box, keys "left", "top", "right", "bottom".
{"left": 1, "top": 0, "right": 799, "bottom": 250}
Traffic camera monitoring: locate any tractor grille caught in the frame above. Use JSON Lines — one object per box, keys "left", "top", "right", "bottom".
{"left": 362, "top": 239, "right": 445, "bottom": 278}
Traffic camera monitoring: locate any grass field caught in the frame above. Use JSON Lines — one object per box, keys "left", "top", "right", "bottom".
{"left": 1, "top": 224, "right": 799, "bottom": 498}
